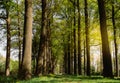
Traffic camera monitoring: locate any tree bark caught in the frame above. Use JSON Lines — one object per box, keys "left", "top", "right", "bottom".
{"left": 77, "top": 0, "right": 82, "bottom": 75}
{"left": 84, "top": 40, "right": 86, "bottom": 75}
{"left": 97, "top": 0, "right": 113, "bottom": 78}
{"left": 46, "top": 19, "right": 52, "bottom": 74}
{"left": 73, "top": 0, "right": 77, "bottom": 75}
{"left": 67, "top": 34, "right": 71, "bottom": 74}
{"left": 36, "top": 0, "right": 50, "bottom": 76}
{"left": 84, "top": 0, "right": 90, "bottom": 76}
{"left": 70, "top": 22, "right": 74, "bottom": 75}
{"left": 5, "top": 9, "right": 11, "bottom": 76}
{"left": 64, "top": 45, "right": 68, "bottom": 74}
{"left": 21, "top": 0, "right": 32, "bottom": 79}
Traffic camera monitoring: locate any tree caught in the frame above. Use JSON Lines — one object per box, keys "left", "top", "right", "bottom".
{"left": 111, "top": 0, "right": 119, "bottom": 77}
{"left": 5, "top": 5, "right": 11, "bottom": 77}
{"left": 77, "top": 0, "right": 82, "bottom": 75}
{"left": 97, "top": 0, "right": 113, "bottom": 78}
{"left": 1, "top": 0, "right": 12, "bottom": 76}
{"left": 84, "top": 0, "right": 90, "bottom": 76}
{"left": 21, "top": 0, "right": 33, "bottom": 79}
{"left": 73, "top": 0, "right": 77, "bottom": 75}
{"left": 36, "top": 0, "right": 48, "bottom": 75}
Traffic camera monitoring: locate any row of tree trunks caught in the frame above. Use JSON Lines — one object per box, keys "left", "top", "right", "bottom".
{"left": 36, "top": 0, "right": 47, "bottom": 76}
{"left": 36, "top": 0, "right": 53, "bottom": 76}
{"left": 3, "top": 0, "right": 116, "bottom": 79}
{"left": 63, "top": 0, "right": 83, "bottom": 75}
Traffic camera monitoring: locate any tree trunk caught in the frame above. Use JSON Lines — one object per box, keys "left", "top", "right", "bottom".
{"left": 97, "top": 0, "right": 113, "bottom": 78}
{"left": 64, "top": 45, "right": 68, "bottom": 74}
{"left": 112, "top": 1, "right": 119, "bottom": 77}
{"left": 67, "top": 34, "right": 71, "bottom": 74}
{"left": 21, "top": 0, "right": 32, "bottom": 79}
{"left": 5, "top": 9, "right": 11, "bottom": 76}
{"left": 84, "top": 40, "right": 86, "bottom": 75}
{"left": 46, "top": 19, "right": 52, "bottom": 74}
{"left": 84, "top": 0, "right": 90, "bottom": 76}
{"left": 73, "top": 0, "right": 77, "bottom": 75}
{"left": 77, "top": 0, "right": 82, "bottom": 75}
{"left": 36, "top": 0, "right": 49, "bottom": 76}
{"left": 70, "top": 22, "right": 74, "bottom": 75}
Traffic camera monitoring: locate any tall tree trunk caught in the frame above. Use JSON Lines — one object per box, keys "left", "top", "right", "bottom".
{"left": 112, "top": 1, "right": 119, "bottom": 77}
{"left": 5, "top": 9, "right": 11, "bottom": 76}
{"left": 51, "top": 55, "right": 56, "bottom": 74}
{"left": 73, "top": 0, "right": 77, "bottom": 75}
{"left": 67, "top": 34, "right": 71, "bottom": 74}
{"left": 36, "top": 0, "right": 49, "bottom": 76}
{"left": 97, "top": 0, "right": 113, "bottom": 78}
{"left": 21, "top": 0, "right": 32, "bottom": 79}
{"left": 77, "top": 0, "right": 82, "bottom": 75}
{"left": 46, "top": 19, "right": 52, "bottom": 74}
{"left": 64, "top": 45, "right": 68, "bottom": 74}
{"left": 84, "top": 0, "right": 90, "bottom": 76}
{"left": 84, "top": 40, "right": 86, "bottom": 75}
{"left": 47, "top": 15, "right": 53, "bottom": 74}
{"left": 70, "top": 21, "right": 74, "bottom": 75}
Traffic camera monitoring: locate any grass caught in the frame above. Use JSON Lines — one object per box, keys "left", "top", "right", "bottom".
{"left": 0, "top": 75, "right": 120, "bottom": 83}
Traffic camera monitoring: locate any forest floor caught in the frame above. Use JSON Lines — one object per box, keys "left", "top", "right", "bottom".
{"left": 0, "top": 75, "right": 120, "bottom": 83}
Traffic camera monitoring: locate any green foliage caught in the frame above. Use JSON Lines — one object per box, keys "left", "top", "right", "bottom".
{"left": 0, "top": 76, "right": 17, "bottom": 83}
{"left": 0, "top": 0, "right": 17, "bottom": 11}
{"left": 0, "top": 55, "right": 5, "bottom": 73}
{"left": 10, "top": 60, "right": 18, "bottom": 76}
{"left": 0, "top": 55, "right": 18, "bottom": 75}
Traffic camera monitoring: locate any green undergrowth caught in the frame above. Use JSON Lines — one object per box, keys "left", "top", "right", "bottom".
{"left": 0, "top": 75, "right": 120, "bottom": 83}
{"left": 0, "top": 75, "right": 17, "bottom": 83}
